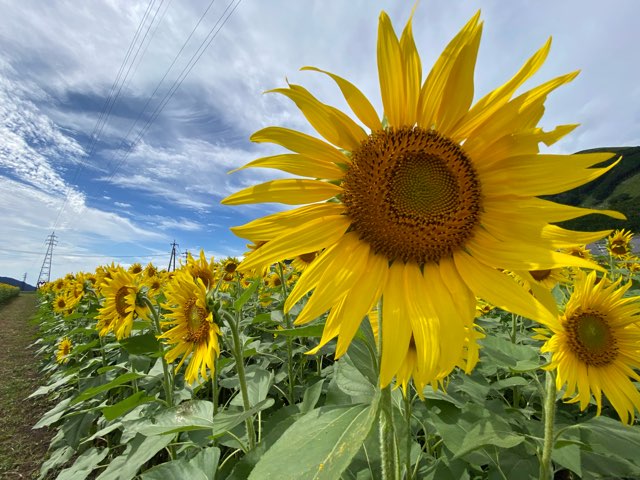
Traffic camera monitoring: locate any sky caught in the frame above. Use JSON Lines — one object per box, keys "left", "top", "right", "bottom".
{"left": 1, "top": 0, "right": 639, "bottom": 285}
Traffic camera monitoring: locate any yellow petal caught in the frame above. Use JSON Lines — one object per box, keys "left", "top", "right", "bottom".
{"left": 231, "top": 203, "right": 345, "bottom": 241}
{"left": 228, "top": 153, "right": 345, "bottom": 180}
{"left": 377, "top": 11, "right": 405, "bottom": 126}
{"left": 335, "top": 252, "right": 388, "bottom": 357}
{"left": 423, "top": 262, "right": 466, "bottom": 372}
{"left": 250, "top": 126, "right": 348, "bottom": 165}
{"left": 436, "top": 22, "right": 483, "bottom": 135}
{"left": 285, "top": 231, "right": 359, "bottom": 312}
{"left": 301, "top": 67, "right": 382, "bottom": 132}
{"left": 380, "top": 262, "right": 412, "bottom": 387}
{"left": 467, "top": 227, "right": 605, "bottom": 272}
{"left": 481, "top": 153, "right": 620, "bottom": 196}
{"left": 269, "top": 84, "right": 367, "bottom": 151}
{"left": 221, "top": 179, "right": 342, "bottom": 205}
{"left": 399, "top": 11, "right": 421, "bottom": 125}
{"left": 293, "top": 238, "right": 370, "bottom": 325}
{"left": 238, "top": 214, "right": 350, "bottom": 273}
{"left": 417, "top": 11, "right": 481, "bottom": 129}
{"left": 453, "top": 250, "right": 557, "bottom": 325}
{"left": 306, "top": 295, "right": 347, "bottom": 355}
{"left": 451, "top": 38, "right": 551, "bottom": 140}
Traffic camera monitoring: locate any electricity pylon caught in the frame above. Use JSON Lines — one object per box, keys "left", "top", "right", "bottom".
{"left": 168, "top": 240, "right": 178, "bottom": 272}
{"left": 37, "top": 232, "right": 57, "bottom": 286}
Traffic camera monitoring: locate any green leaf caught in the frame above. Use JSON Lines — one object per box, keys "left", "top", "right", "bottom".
{"left": 39, "top": 446, "right": 75, "bottom": 479}
{"left": 129, "top": 399, "right": 274, "bottom": 436}
{"left": 33, "top": 397, "right": 73, "bottom": 428}
{"left": 62, "top": 411, "right": 99, "bottom": 449}
{"left": 480, "top": 336, "right": 542, "bottom": 372}
{"left": 261, "top": 324, "right": 325, "bottom": 338}
{"left": 230, "top": 366, "right": 273, "bottom": 407}
{"left": 552, "top": 443, "right": 582, "bottom": 478}
{"left": 101, "top": 391, "right": 157, "bottom": 421}
{"left": 189, "top": 447, "right": 221, "bottom": 480}
{"left": 430, "top": 402, "right": 524, "bottom": 460}
{"left": 140, "top": 460, "right": 209, "bottom": 480}
{"left": 299, "top": 379, "right": 325, "bottom": 414}
{"left": 234, "top": 277, "right": 261, "bottom": 311}
{"left": 119, "top": 332, "right": 160, "bottom": 354}
{"left": 334, "top": 355, "right": 376, "bottom": 402}
{"left": 71, "top": 372, "right": 146, "bottom": 405}
{"left": 96, "top": 433, "right": 173, "bottom": 480}
{"left": 57, "top": 447, "right": 109, "bottom": 480}
{"left": 248, "top": 402, "right": 378, "bottom": 480}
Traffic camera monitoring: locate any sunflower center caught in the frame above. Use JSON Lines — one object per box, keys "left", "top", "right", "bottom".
{"left": 298, "top": 252, "right": 317, "bottom": 264}
{"left": 184, "top": 298, "right": 210, "bottom": 343}
{"left": 224, "top": 261, "right": 238, "bottom": 274}
{"left": 115, "top": 287, "right": 130, "bottom": 318}
{"left": 565, "top": 312, "right": 618, "bottom": 366}
{"left": 530, "top": 269, "right": 551, "bottom": 282}
{"left": 610, "top": 242, "right": 628, "bottom": 256}
{"left": 343, "top": 127, "right": 481, "bottom": 265}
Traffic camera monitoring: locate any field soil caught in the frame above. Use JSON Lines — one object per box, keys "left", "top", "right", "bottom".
{"left": 0, "top": 293, "right": 53, "bottom": 479}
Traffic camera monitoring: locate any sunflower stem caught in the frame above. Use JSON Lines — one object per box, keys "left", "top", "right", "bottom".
{"left": 225, "top": 309, "right": 257, "bottom": 450}
{"left": 277, "top": 262, "right": 296, "bottom": 405}
{"left": 403, "top": 391, "right": 413, "bottom": 480}
{"left": 379, "top": 385, "right": 397, "bottom": 480}
{"left": 539, "top": 370, "right": 557, "bottom": 480}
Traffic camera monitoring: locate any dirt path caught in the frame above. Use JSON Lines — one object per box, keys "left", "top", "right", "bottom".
{"left": 0, "top": 293, "right": 53, "bottom": 479}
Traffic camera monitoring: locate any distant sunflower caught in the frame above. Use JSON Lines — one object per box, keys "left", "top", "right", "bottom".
{"left": 223, "top": 10, "right": 623, "bottom": 387}
{"left": 160, "top": 270, "right": 221, "bottom": 384}
{"left": 536, "top": 270, "right": 640, "bottom": 424}
{"left": 56, "top": 337, "right": 73, "bottom": 364}
{"left": 128, "top": 263, "right": 143, "bottom": 275}
{"left": 222, "top": 257, "right": 240, "bottom": 275}
{"left": 292, "top": 252, "right": 318, "bottom": 272}
{"left": 607, "top": 229, "right": 634, "bottom": 258}
{"left": 185, "top": 251, "right": 218, "bottom": 290}
{"left": 97, "top": 266, "right": 149, "bottom": 339}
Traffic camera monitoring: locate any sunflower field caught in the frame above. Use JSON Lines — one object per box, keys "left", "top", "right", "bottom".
{"left": 29, "top": 9, "right": 640, "bottom": 480}
{"left": 0, "top": 282, "right": 20, "bottom": 304}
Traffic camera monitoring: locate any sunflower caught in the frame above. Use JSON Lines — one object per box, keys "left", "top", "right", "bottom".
{"left": 96, "top": 266, "right": 149, "bottom": 339}
{"left": 563, "top": 245, "right": 592, "bottom": 261}
{"left": 536, "top": 270, "right": 640, "bottom": 424}
{"left": 159, "top": 270, "right": 221, "bottom": 384}
{"left": 607, "top": 229, "right": 634, "bottom": 259}
{"left": 222, "top": 10, "right": 623, "bottom": 387}
{"left": 185, "top": 251, "right": 218, "bottom": 290}
{"left": 56, "top": 337, "right": 73, "bottom": 364}
{"left": 291, "top": 252, "right": 319, "bottom": 272}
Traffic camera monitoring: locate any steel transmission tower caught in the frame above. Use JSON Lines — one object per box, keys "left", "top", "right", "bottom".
{"left": 37, "top": 232, "right": 58, "bottom": 286}
{"left": 168, "top": 240, "right": 178, "bottom": 272}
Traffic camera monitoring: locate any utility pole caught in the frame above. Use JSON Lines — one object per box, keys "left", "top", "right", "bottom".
{"left": 168, "top": 240, "right": 178, "bottom": 272}
{"left": 182, "top": 249, "right": 189, "bottom": 264}
{"left": 37, "top": 232, "right": 57, "bottom": 287}
{"left": 22, "top": 273, "right": 27, "bottom": 291}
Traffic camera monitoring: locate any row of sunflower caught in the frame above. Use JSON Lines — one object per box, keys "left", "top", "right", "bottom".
{"left": 0, "top": 281, "right": 20, "bottom": 304}
{"left": 28, "top": 229, "right": 640, "bottom": 479}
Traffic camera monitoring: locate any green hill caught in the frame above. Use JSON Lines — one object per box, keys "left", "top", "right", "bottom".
{"left": 544, "top": 146, "right": 640, "bottom": 232}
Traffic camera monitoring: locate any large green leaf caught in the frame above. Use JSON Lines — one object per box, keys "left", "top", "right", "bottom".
{"left": 479, "top": 336, "right": 541, "bottom": 373}
{"left": 101, "top": 391, "right": 157, "bottom": 421}
{"left": 96, "top": 433, "right": 173, "bottom": 480}
{"left": 430, "top": 402, "right": 524, "bottom": 460}
{"left": 71, "top": 372, "right": 146, "bottom": 405}
{"left": 140, "top": 460, "right": 209, "bottom": 480}
{"left": 229, "top": 366, "right": 274, "bottom": 407}
{"left": 119, "top": 332, "right": 160, "bottom": 354}
{"left": 189, "top": 447, "right": 221, "bottom": 480}
{"left": 234, "top": 277, "right": 261, "bottom": 311}
{"left": 57, "top": 447, "right": 109, "bottom": 480}
{"left": 248, "top": 402, "right": 378, "bottom": 480}
{"left": 33, "top": 397, "right": 73, "bottom": 428}
{"left": 334, "top": 355, "right": 376, "bottom": 402}
{"left": 129, "top": 399, "right": 273, "bottom": 437}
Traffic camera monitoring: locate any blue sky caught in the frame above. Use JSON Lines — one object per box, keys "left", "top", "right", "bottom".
{"left": 1, "top": 0, "right": 639, "bottom": 283}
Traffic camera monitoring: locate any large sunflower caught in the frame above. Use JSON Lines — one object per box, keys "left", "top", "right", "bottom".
{"left": 536, "top": 270, "right": 640, "bottom": 424}
{"left": 222, "top": 11, "right": 624, "bottom": 387}
{"left": 96, "top": 266, "right": 149, "bottom": 339}
{"left": 159, "top": 270, "right": 221, "bottom": 385}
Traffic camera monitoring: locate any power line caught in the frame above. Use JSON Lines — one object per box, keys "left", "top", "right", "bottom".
{"left": 0, "top": 248, "right": 168, "bottom": 259}
{"left": 51, "top": 0, "right": 168, "bottom": 232}
{"left": 105, "top": 0, "right": 242, "bottom": 184}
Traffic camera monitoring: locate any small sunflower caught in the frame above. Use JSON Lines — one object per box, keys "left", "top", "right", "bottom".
{"left": 96, "top": 266, "right": 149, "bottom": 339}
{"left": 128, "top": 262, "right": 143, "bottom": 275}
{"left": 222, "top": 257, "right": 240, "bottom": 275}
{"left": 607, "top": 229, "right": 634, "bottom": 259}
{"left": 536, "top": 270, "right": 640, "bottom": 424}
{"left": 185, "top": 251, "right": 218, "bottom": 290}
{"left": 223, "top": 10, "right": 623, "bottom": 387}
{"left": 264, "top": 272, "right": 283, "bottom": 289}
{"left": 56, "top": 337, "right": 73, "bottom": 364}
{"left": 160, "top": 270, "right": 221, "bottom": 384}
{"left": 291, "top": 252, "right": 319, "bottom": 272}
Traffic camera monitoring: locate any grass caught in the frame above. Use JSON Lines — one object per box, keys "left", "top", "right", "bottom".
{"left": 0, "top": 293, "right": 53, "bottom": 479}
